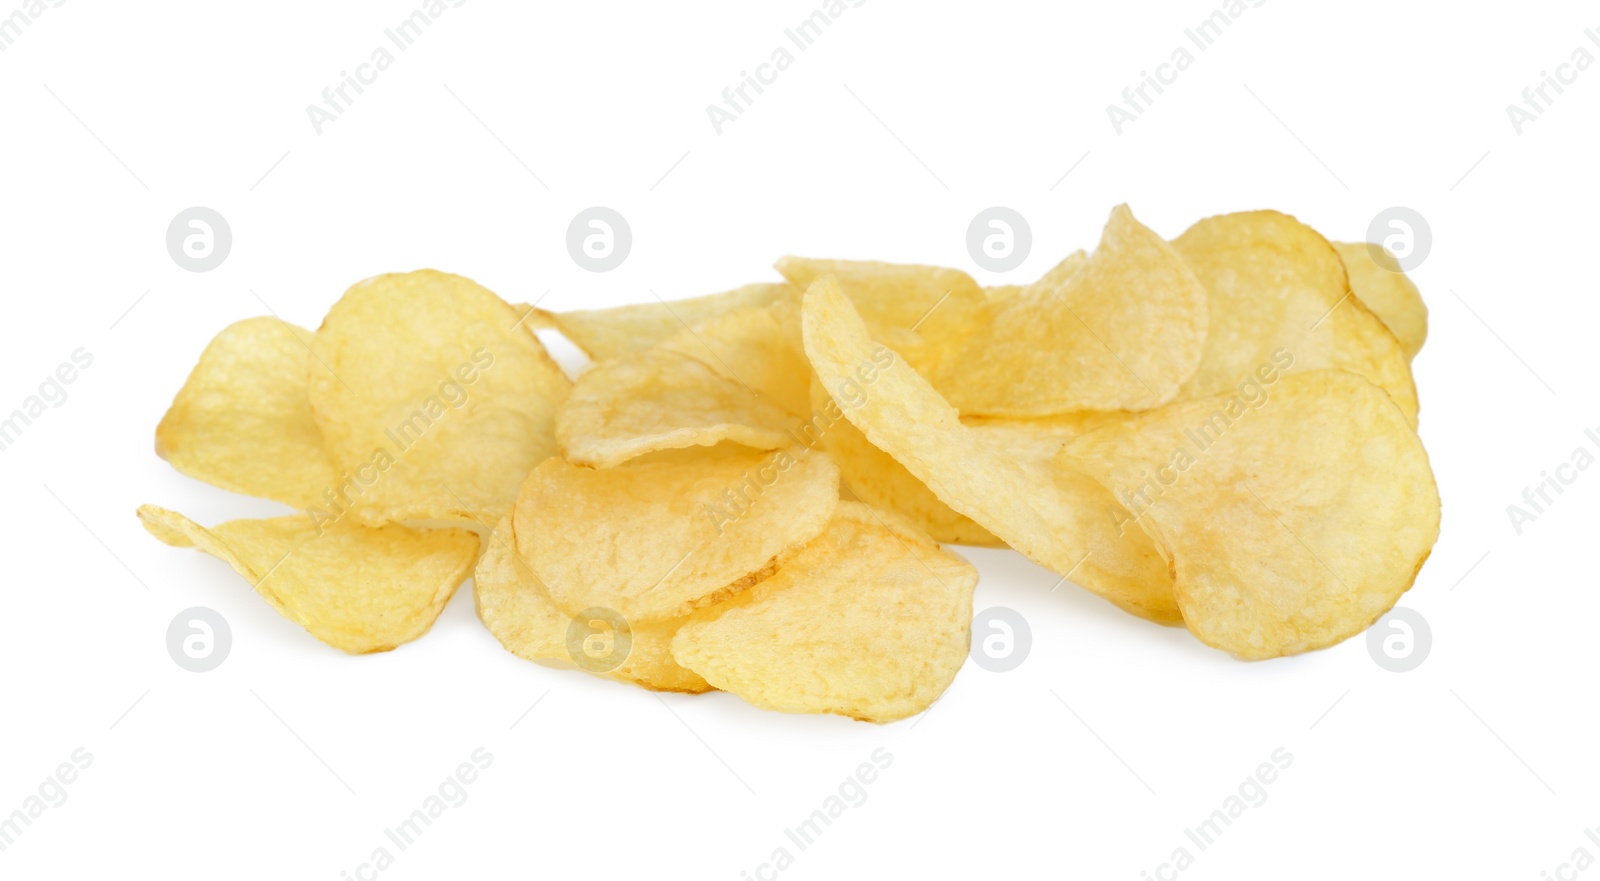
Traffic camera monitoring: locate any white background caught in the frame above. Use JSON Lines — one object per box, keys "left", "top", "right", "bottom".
{"left": 2, "top": 1, "right": 1596, "bottom": 878}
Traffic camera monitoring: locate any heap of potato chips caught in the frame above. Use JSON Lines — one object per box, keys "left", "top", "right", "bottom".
{"left": 142, "top": 206, "right": 1439, "bottom": 722}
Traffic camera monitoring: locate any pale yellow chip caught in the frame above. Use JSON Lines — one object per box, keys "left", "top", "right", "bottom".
{"left": 672, "top": 501, "right": 977, "bottom": 723}
{"left": 934, "top": 205, "right": 1208, "bottom": 416}
{"left": 1023, "top": 249, "right": 1088, "bottom": 295}
{"left": 1334, "top": 241, "right": 1428, "bottom": 361}
{"left": 536, "top": 282, "right": 793, "bottom": 362}
{"left": 1172, "top": 212, "right": 1419, "bottom": 424}
{"left": 808, "top": 377, "right": 1000, "bottom": 547}
{"left": 138, "top": 504, "right": 478, "bottom": 654}
{"left": 801, "top": 277, "right": 1178, "bottom": 623}
{"left": 514, "top": 445, "right": 840, "bottom": 623}
{"left": 557, "top": 302, "right": 815, "bottom": 468}
{"left": 776, "top": 257, "right": 986, "bottom": 378}
{"left": 155, "top": 317, "right": 338, "bottom": 509}
{"left": 307, "top": 270, "right": 571, "bottom": 527}
{"left": 474, "top": 516, "right": 710, "bottom": 692}
{"left": 1059, "top": 369, "right": 1440, "bottom": 659}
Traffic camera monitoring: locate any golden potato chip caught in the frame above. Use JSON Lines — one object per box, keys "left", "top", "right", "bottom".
{"left": 652, "top": 299, "right": 813, "bottom": 418}
{"left": 138, "top": 504, "right": 478, "bottom": 654}
{"left": 1024, "top": 249, "right": 1088, "bottom": 294}
{"left": 474, "top": 516, "right": 710, "bottom": 692}
{"left": 776, "top": 257, "right": 986, "bottom": 378}
{"left": 801, "top": 277, "right": 1178, "bottom": 623}
{"left": 535, "top": 282, "right": 793, "bottom": 361}
{"left": 514, "top": 445, "right": 840, "bottom": 622}
{"left": 808, "top": 377, "right": 1001, "bottom": 547}
{"left": 672, "top": 501, "right": 977, "bottom": 723}
{"left": 1334, "top": 241, "right": 1428, "bottom": 361}
{"left": 934, "top": 206, "right": 1207, "bottom": 416}
{"left": 307, "top": 270, "right": 571, "bottom": 527}
{"left": 155, "top": 317, "right": 338, "bottom": 508}
{"left": 1059, "top": 369, "right": 1440, "bottom": 659}
{"left": 1172, "top": 212, "right": 1418, "bottom": 424}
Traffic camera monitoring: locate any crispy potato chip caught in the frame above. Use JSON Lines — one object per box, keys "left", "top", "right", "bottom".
{"left": 307, "top": 270, "right": 571, "bottom": 527}
{"left": 514, "top": 445, "right": 840, "bottom": 622}
{"left": 474, "top": 516, "right": 710, "bottom": 692}
{"left": 672, "top": 501, "right": 977, "bottom": 722}
{"left": 558, "top": 302, "right": 814, "bottom": 467}
{"left": 801, "top": 277, "right": 1178, "bottom": 622}
{"left": 1024, "top": 249, "right": 1088, "bottom": 294}
{"left": 1334, "top": 241, "right": 1428, "bottom": 361}
{"left": 1059, "top": 370, "right": 1440, "bottom": 659}
{"left": 155, "top": 317, "right": 338, "bottom": 508}
{"left": 808, "top": 377, "right": 1000, "bottom": 547}
{"left": 535, "top": 282, "right": 793, "bottom": 362}
{"left": 1172, "top": 212, "right": 1418, "bottom": 424}
{"left": 935, "top": 206, "right": 1208, "bottom": 416}
{"left": 138, "top": 504, "right": 478, "bottom": 654}
{"left": 776, "top": 257, "right": 987, "bottom": 378}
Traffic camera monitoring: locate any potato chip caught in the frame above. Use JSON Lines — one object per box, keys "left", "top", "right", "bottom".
{"left": 672, "top": 501, "right": 977, "bottom": 722}
{"left": 934, "top": 205, "right": 1209, "bottom": 416}
{"left": 1172, "top": 212, "right": 1418, "bottom": 424}
{"left": 474, "top": 516, "right": 710, "bottom": 692}
{"left": 514, "top": 445, "right": 840, "bottom": 622}
{"left": 1059, "top": 369, "right": 1440, "bottom": 659}
{"left": 801, "top": 277, "right": 1178, "bottom": 623}
{"left": 1334, "top": 241, "right": 1428, "bottom": 361}
{"left": 155, "top": 317, "right": 338, "bottom": 508}
{"left": 1024, "top": 249, "right": 1088, "bottom": 294}
{"left": 307, "top": 270, "right": 571, "bottom": 527}
{"left": 808, "top": 378, "right": 1001, "bottom": 547}
{"left": 535, "top": 282, "right": 793, "bottom": 362}
{"left": 138, "top": 504, "right": 478, "bottom": 654}
{"left": 776, "top": 257, "right": 987, "bottom": 378}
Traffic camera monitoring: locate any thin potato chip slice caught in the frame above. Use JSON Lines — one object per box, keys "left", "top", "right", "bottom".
{"left": 514, "top": 445, "right": 840, "bottom": 623}
{"left": 801, "top": 277, "right": 1178, "bottom": 623}
{"left": 1173, "top": 212, "right": 1418, "bottom": 424}
{"left": 935, "top": 205, "right": 1208, "bottom": 415}
{"left": 137, "top": 504, "right": 478, "bottom": 654}
{"left": 474, "top": 516, "right": 709, "bottom": 692}
{"left": 1059, "top": 370, "right": 1440, "bottom": 659}
{"left": 155, "top": 317, "right": 338, "bottom": 509}
{"left": 672, "top": 502, "right": 977, "bottom": 723}
{"left": 308, "top": 270, "right": 572, "bottom": 527}
{"left": 536, "top": 282, "right": 793, "bottom": 361}
{"left": 1334, "top": 241, "right": 1428, "bottom": 361}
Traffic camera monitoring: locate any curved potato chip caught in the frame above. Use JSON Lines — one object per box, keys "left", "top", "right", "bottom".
{"left": 307, "top": 270, "right": 571, "bottom": 527}
{"left": 653, "top": 300, "right": 812, "bottom": 418}
{"left": 776, "top": 257, "right": 986, "bottom": 378}
{"left": 474, "top": 516, "right": 710, "bottom": 692}
{"left": 536, "top": 282, "right": 793, "bottom": 361}
{"left": 514, "top": 445, "right": 840, "bottom": 622}
{"left": 137, "top": 504, "right": 478, "bottom": 654}
{"left": 155, "top": 317, "right": 339, "bottom": 509}
{"left": 1025, "top": 249, "right": 1088, "bottom": 294}
{"left": 1172, "top": 212, "right": 1418, "bottom": 424}
{"left": 808, "top": 378, "right": 1000, "bottom": 547}
{"left": 1334, "top": 241, "right": 1428, "bottom": 361}
{"left": 935, "top": 205, "right": 1208, "bottom": 416}
{"left": 801, "top": 277, "right": 1178, "bottom": 623}
{"left": 672, "top": 501, "right": 977, "bottom": 723}
{"left": 558, "top": 349, "right": 797, "bottom": 468}
{"left": 1059, "top": 370, "right": 1440, "bottom": 659}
